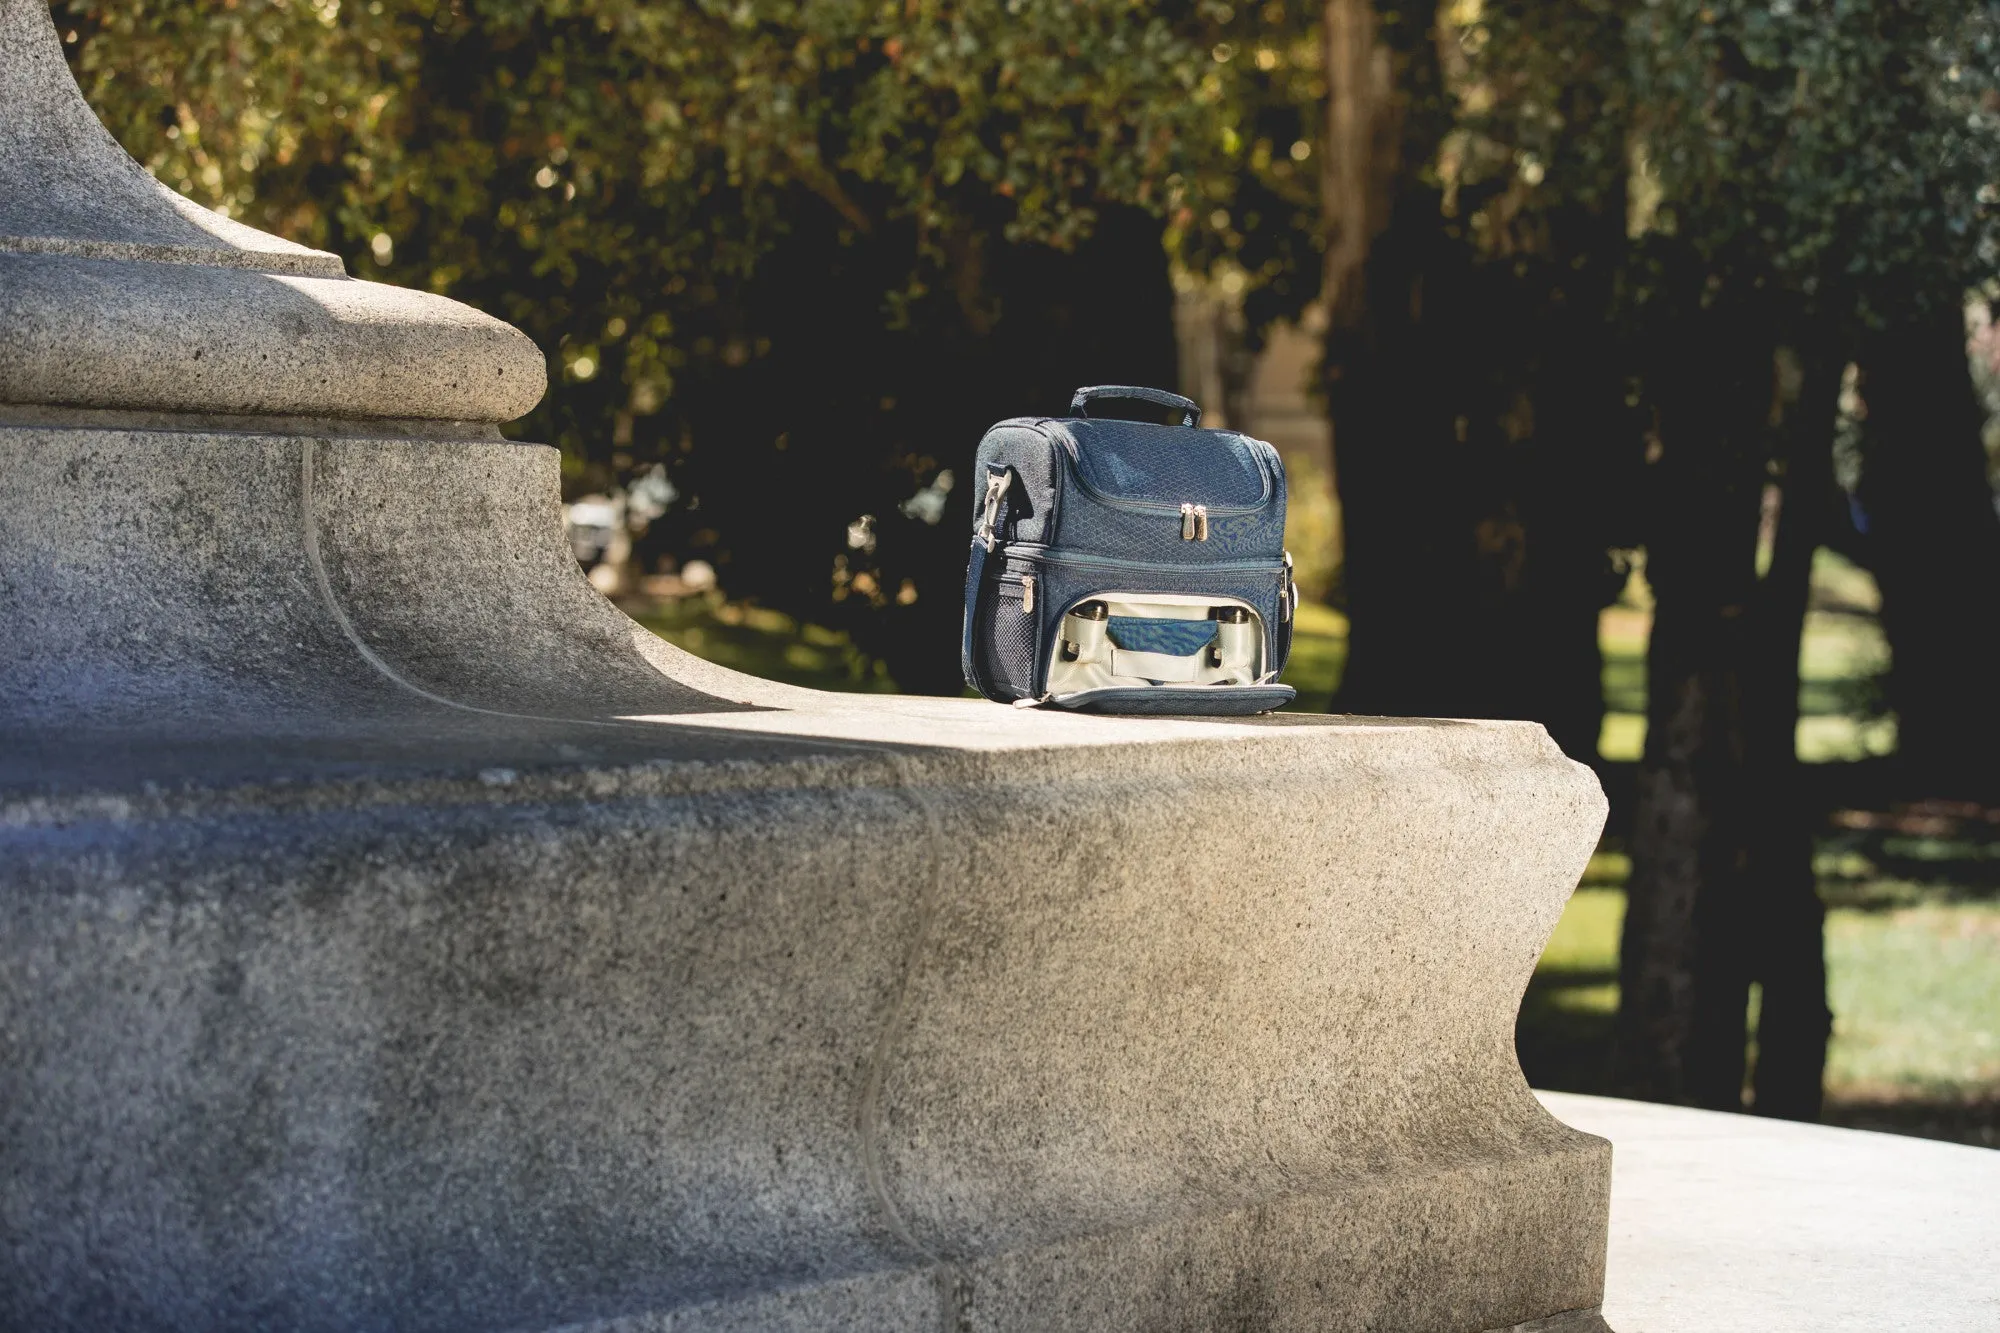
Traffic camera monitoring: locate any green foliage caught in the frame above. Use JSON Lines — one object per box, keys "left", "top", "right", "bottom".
{"left": 1453, "top": 0, "right": 2000, "bottom": 330}
{"left": 1629, "top": 0, "right": 2000, "bottom": 323}
{"left": 57, "top": 0, "right": 1331, "bottom": 687}
{"left": 1167, "top": 4, "right": 1328, "bottom": 337}
{"left": 56, "top": 0, "right": 1343, "bottom": 688}
{"left": 56, "top": 0, "right": 1316, "bottom": 433}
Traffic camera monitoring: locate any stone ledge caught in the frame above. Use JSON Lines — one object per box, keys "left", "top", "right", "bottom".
{"left": 0, "top": 254, "right": 546, "bottom": 422}
{"left": 0, "top": 415, "right": 1614, "bottom": 1332}
{"left": 4, "top": 711, "right": 1608, "bottom": 1331}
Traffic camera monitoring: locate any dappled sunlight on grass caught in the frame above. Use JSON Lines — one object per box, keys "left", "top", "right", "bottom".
{"left": 1827, "top": 904, "right": 2000, "bottom": 1095}
{"left": 1596, "top": 548, "right": 1895, "bottom": 764}
{"left": 625, "top": 593, "right": 897, "bottom": 693}
{"left": 1597, "top": 714, "right": 1645, "bottom": 765}
{"left": 1519, "top": 841, "right": 2000, "bottom": 1146}
{"left": 1277, "top": 600, "right": 1347, "bottom": 713}
{"left": 1517, "top": 884, "right": 1624, "bottom": 1093}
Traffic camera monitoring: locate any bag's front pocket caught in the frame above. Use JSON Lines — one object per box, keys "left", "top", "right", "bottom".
{"left": 1045, "top": 590, "right": 1272, "bottom": 698}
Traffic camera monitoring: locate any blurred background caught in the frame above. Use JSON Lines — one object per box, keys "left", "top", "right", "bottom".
{"left": 61, "top": 0, "right": 2000, "bottom": 1143}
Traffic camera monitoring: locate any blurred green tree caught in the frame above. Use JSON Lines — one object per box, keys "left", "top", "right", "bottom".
{"left": 56, "top": 0, "right": 1320, "bottom": 690}
{"left": 1325, "top": 0, "right": 2000, "bottom": 1115}
{"left": 1606, "top": 0, "right": 2000, "bottom": 1118}
{"left": 1320, "top": 0, "right": 1640, "bottom": 761}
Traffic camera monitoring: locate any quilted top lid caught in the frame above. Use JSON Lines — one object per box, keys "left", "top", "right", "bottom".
{"left": 1061, "top": 418, "right": 1273, "bottom": 510}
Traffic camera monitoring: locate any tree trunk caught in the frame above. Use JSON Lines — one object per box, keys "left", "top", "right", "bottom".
{"left": 1319, "top": 2, "right": 1628, "bottom": 754}
{"left": 1470, "top": 207, "right": 1641, "bottom": 761}
{"left": 1320, "top": 0, "right": 1465, "bottom": 716}
{"left": 1323, "top": 196, "right": 1481, "bottom": 718}
{"left": 1616, "top": 295, "right": 1773, "bottom": 1108}
{"left": 1739, "top": 346, "right": 1840, "bottom": 1119}
{"left": 1324, "top": 0, "right": 1531, "bottom": 725}
{"left": 1855, "top": 303, "right": 2000, "bottom": 799}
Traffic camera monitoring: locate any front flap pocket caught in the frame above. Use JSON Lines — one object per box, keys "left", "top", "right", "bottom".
{"left": 1047, "top": 592, "right": 1269, "bottom": 696}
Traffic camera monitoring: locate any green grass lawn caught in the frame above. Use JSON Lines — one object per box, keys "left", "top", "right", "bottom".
{"left": 626, "top": 594, "right": 899, "bottom": 693}
{"left": 1533, "top": 548, "right": 1998, "bottom": 1145}
{"left": 1598, "top": 548, "right": 1895, "bottom": 763}
{"left": 1278, "top": 600, "right": 1348, "bottom": 713}
{"left": 1521, "top": 858, "right": 2000, "bottom": 1147}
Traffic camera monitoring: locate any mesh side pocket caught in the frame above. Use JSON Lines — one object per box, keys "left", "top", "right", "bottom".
{"left": 977, "top": 578, "right": 1041, "bottom": 699}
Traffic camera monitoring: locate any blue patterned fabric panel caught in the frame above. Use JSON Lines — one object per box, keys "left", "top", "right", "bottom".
{"left": 1106, "top": 617, "right": 1217, "bottom": 656}
{"left": 1068, "top": 421, "right": 1268, "bottom": 507}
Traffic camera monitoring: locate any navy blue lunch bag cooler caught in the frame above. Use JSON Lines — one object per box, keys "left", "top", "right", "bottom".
{"left": 961, "top": 384, "right": 1298, "bottom": 715}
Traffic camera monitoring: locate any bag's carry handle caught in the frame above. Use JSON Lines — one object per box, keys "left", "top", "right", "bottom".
{"left": 1070, "top": 384, "right": 1202, "bottom": 427}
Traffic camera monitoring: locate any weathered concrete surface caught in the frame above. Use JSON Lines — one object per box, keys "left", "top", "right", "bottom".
{"left": 0, "top": 0, "right": 544, "bottom": 421}
{"left": 1541, "top": 1092, "right": 2000, "bottom": 1333}
{"left": 2, "top": 426, "right": 1613, "bottom": 1332}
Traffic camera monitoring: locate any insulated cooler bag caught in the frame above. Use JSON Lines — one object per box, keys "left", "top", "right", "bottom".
{"left": 961, "top": 384, "right": 1298, "bottom": 714}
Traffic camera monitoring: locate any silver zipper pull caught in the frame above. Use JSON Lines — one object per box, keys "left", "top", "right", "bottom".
{"left": 1180, "top": 503, "right": 1196, "bottom": 540}
{"left": 1280, "top": 550, "right": 1294, "bottom": 622}
{"left": 1194, "top": 504, "right": 1209, "bottom": 541}
{"left": 1021, "top": 574, "right": 1035, "bottom": 613}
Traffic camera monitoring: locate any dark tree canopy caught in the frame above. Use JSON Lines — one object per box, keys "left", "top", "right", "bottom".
{"left": 57, "top": 0, "right": 1325, "bottom": 687}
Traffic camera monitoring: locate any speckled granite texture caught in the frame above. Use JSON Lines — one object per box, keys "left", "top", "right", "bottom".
{"left": 1, "top": 427, "right": 1612, "bottom": 1332}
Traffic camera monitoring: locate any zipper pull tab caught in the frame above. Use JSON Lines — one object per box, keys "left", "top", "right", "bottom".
{"left": 1180, "top": 502, "right": 1196, "bottom": 540}
{"left": 1280, "top": 550, "right": 1295, "bottom": 622}
{"left": 1021, "top": 573, "right": 1035, "bottom": 613}
{"left": 1194, "top": 504, "right": 1209, "bottom": 541}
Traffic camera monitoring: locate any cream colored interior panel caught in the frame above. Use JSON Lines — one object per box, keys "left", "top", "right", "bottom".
{"left": 1044, "top": 592, "right": 1267, "bottom": 696}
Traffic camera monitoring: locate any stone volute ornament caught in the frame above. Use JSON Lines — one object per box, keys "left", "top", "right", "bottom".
{"left": 0, "top": 2, "right": 1617, "bottom": 1330}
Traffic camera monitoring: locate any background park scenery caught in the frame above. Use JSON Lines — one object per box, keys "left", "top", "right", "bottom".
{"left": 61, "top": 0, "right": 2000, "bottom": 1144}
